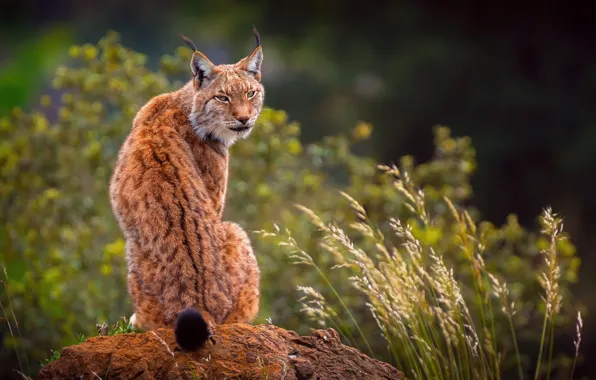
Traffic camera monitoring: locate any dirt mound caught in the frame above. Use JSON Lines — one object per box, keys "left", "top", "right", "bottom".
{"left": 38, "top": 323, "right": 404, "bottom": 379}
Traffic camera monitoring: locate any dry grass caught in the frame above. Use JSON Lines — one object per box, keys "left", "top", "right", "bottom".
{"left": 257, "top": 163, "right": 583, "bottom": 380}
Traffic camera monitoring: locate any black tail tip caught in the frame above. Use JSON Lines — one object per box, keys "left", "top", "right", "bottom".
{"left": 174, "top": 308, "right": 212, "bottom": 350}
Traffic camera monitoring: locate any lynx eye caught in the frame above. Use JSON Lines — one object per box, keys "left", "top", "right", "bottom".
{"left": 214, "top": 95, "right": 229, "bottom": 102}
{"left": 246, "top": 90, "right": 257, "bottom": 99}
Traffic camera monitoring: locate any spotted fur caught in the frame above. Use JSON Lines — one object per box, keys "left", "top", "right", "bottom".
{"left": 109, "top": 33, "right": 263, "bottom": 348}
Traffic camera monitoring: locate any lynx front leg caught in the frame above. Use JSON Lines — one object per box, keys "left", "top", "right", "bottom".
{"left": 220, "top": 221, "right": 260, "bottom": 324}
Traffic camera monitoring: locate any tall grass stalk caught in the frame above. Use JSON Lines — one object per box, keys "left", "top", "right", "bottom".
{"left": 534, "top": 209, "right": 563, "bottom": 380}
{"left": 569, "top": 311, "right": 582, "bottom": 380}
{"left": 255, "top": 225, "right": 375, "bottom": 358}
{"left": 488, "top": 272, "right": 523, "bottom": 380}
{"left": 1, "top": 266, "right": 30, "bottom": 376}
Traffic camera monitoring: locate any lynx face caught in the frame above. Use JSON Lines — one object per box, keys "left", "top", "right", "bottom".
{"left": 188, "top": 39, "right": 264, "bottom": 147}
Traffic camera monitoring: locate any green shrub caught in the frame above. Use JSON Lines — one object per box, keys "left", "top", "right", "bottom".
{"left": 0, "top": 31, "right": 582, "bottom": 377}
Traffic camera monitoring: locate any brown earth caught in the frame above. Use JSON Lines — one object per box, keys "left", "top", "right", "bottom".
{"left": 38, "top": 323, "right": 404, "bottom": 379}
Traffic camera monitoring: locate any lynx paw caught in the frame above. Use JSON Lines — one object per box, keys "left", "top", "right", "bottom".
{"left": 129, "top": 313, "right": 138, "bottom": 329}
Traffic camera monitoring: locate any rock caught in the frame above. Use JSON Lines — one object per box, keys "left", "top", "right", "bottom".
{"left": 38, "top": 323, "right": 405, "bottom": 379}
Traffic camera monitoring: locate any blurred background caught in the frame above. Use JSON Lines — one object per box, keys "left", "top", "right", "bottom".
{"left": 1, "top": 0, "right": 595, "bottom": 378}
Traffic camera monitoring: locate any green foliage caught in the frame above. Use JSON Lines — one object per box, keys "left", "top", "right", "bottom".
{"left": 76, "top": 333, "right": 86, "bottom": 344}
{"left": 107, "top": 316, "right": 137, "bottom": 336}
{"left": 0, "top": 32, "right": 582, "bottom": 376}
{"left": 39, "top": 350, "right": 60, "bottom": 368}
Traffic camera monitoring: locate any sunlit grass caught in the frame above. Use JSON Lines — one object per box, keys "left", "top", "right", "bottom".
{"left": 258, "top": 163, "right": 583, "bottom": 379}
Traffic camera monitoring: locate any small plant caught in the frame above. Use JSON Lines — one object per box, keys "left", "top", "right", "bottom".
{"left": 185, "top": 359, "right": 202, "bottom": 380}
{"left": 95, "top": 316, "right": 136, "bottom": 337}
{"left": 257, "top": 356, "right": 270, "bottom": 380}
{"left": 39, "top": 350, "right": 60, "bottom": 368}
{"left": 76, "top": 333, "right": 86, "bottom": 344}
{"left": 108, "top": 316, "right": 137, "bottom": 336}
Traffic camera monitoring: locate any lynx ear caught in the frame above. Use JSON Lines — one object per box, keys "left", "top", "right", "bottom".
{"left": 237, "top": 27, "right": 263, "bottom": 81}
{"left": 180, "top": 35, "right": 216, "bottom": 88}
{"left": 190, "top": 51, "right": 215, "bottom": 87}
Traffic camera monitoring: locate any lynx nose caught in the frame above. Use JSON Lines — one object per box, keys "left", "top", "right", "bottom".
{"left": 236, "top": 116, "right": 250, "bottom": 125}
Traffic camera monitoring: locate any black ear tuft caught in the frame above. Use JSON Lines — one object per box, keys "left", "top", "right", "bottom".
{"left": 180, "top": 34, "right": 198, "bottom": 52}
{"left": 252, "top": 26, "right": 261, "bottom": 48}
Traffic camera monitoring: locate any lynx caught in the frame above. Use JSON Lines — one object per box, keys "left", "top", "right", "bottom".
{"left": 109, "top": 30, "right": 263, "bottom": 350}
